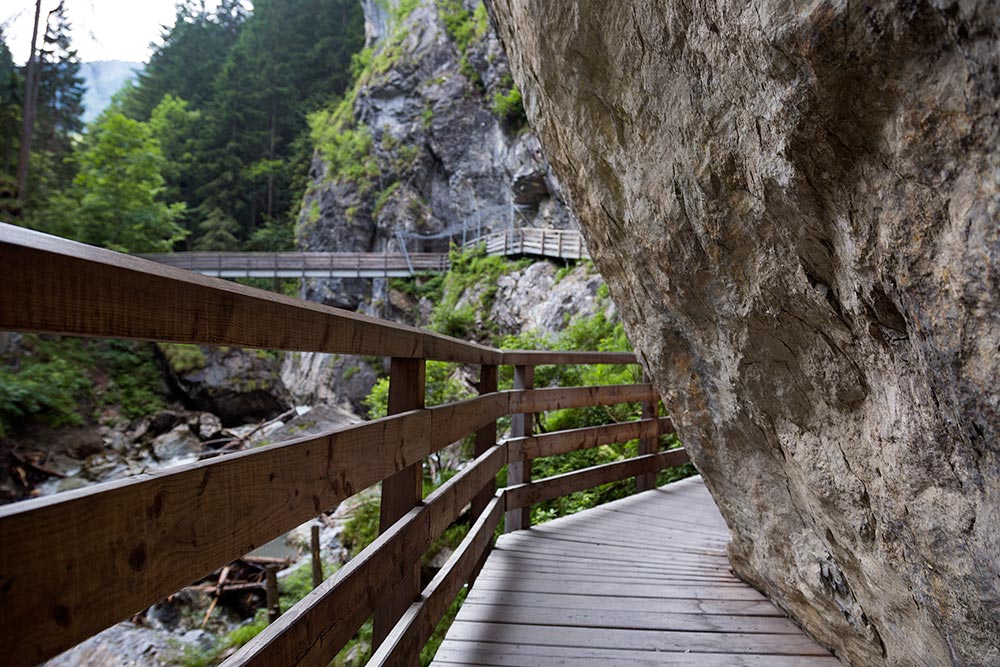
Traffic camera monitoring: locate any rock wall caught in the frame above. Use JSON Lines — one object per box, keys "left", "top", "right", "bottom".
{"left": 298, "top": 0, "right": 575, "bottom": 312}
{"left": 486, "top": 1, "right": 999, "bottom": 665}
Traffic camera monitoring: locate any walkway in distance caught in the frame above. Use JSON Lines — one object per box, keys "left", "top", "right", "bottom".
{"left": 140, "top": 227, "right": 590, "bottom": 278}
{"left": 433, "top": 476, "right": 837, "bottom": 667}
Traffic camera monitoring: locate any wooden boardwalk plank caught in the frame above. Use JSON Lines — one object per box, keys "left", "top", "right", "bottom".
{"left": 432, "top": 476, "right": 835, "bottom": 665}
{"left": 431, "top": 641, "right": 841, "bottom": 666}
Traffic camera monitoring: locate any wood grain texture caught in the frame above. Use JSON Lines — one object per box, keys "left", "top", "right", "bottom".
{"left": 636, "top": 381, "right": 661, "bottom": 492}
{"left": 504, "top": 366, "right": 533, "bottom": 532}
{"left": 470, "top": 366, "right": 498, "bottom": 584}
{"left": 375, "top": 359, "right": 426, "bottom": 651}
{"left": 431, "top": 477, "right": 836, "bottom": 666}
{"left": 368, "top": 495, "right": 504, "bottom": 667}
{"left": 509, "top": 383, "right": 657, "bottom": 413}
{"left": 0, "top": 392, "right": 511, "bottom": 667}
{"left": 0, "top": 411, "right": 427, "bottom": 667}
{"left": 0, "top": 223, "right": 493, "bottom": 363}
{"left": 222, "top": 446, "right": 507, "bottom": 667}
{"left": 508, "top": 417, "right": 672, "bottom": 461}
{"left": 499, "top": 350, "right": 637, "bottom": 366}
{"left": 505, "top": 449, "right": 690, "bottom": 510}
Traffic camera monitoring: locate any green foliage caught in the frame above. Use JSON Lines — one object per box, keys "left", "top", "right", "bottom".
{"left": 96, "top": 341, "right": 170, "bottom": 420}
{"left": 554, "top": 263, "right": 575, "bottom": 284}
{"left": 491, "top": 77, "right": 527, "bottom": 129}
{"left": 435, "top": 0, "right": 490, "bottom": 88}
{"left": 428, "top": 245, "right": 529, "bottom": 339}
{"left": 74, "top": 111, "right": 187, "bottom": 252}
{"left": 433, "top": 304, "right": 477, "bottom": 339}
{"left": 340, "top": 494, "right": 381, "bottom": 558}
{"left": 308, "top": 109, "right": 379, "bottom": 191}
{"left": 194, "top": 208, "right": 240, "bottom": 250}
{"left": 245, "top": 217, "right": 294, "bottom": 251}
{"left": 158, "top": 343, "right": 208, "bottom": 374}
{"left": 373, "top": 181, "right": 401, "bottom": 219}
{"left": 390, "top": 274, "right": 445, "bottom": 305}
{"left": 363, "top": 360, "right": 473, "bottom": 419}
{"left": 0, "top": 358, "right": 88, "bottom": 437}
{"left": 420, "top": 105, "right": 434, "bottom": 130}
{"left": 0, "top": 336, "right": 167, "bottom": 435}
{"left": 148, "top": 94, "right": 201, "bottom": 220}
{"left": 436, "top": 0, "right": 486, "bottom": 54}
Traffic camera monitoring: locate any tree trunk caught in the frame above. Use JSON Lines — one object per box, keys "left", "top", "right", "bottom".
{"left": 15, "top": 0, "right": 43, "bottom": 203}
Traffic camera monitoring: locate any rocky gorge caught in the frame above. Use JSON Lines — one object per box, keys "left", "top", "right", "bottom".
{"left": 1, "top": 1, "right": 623, "bottom": 665}
{"left": 487, "top": 1, "right": 999, "bottom": 665}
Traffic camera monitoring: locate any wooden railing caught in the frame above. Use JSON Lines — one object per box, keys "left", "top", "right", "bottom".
{"left": 470, "top": 227, "right": 589, "bottom": 260}
{"left": 0, "top": 223, "right": 685, "bottom": 667}
{"left": 140, "top": 251, "right": 450, "bottom": 278}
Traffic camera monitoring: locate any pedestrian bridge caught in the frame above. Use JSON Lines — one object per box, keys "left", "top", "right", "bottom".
{"left": 0, "top": 223, "right": 833, "bottom": 667}
{"left": 140, "top": 227, "right": 590, "bottom": 278}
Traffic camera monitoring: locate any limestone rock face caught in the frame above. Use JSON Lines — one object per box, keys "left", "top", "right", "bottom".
{"left": 298, "top": 0, "right": 576, "bottom": 313}
{"left": 487, "top": 1, "right": 999, "bottom": 665}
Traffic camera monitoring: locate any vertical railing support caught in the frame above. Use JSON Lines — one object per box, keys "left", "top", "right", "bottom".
{"left": 372, "top": 357, "right": 425, "bottom": 653}
{"left": 470, "top": 364, "right": 498, "bottom": 582}
{"left": 636, "top": 373, "right": 659, "bottom": 492}
{"left": 505, "top": 364, "right": 534, "bottom": 532}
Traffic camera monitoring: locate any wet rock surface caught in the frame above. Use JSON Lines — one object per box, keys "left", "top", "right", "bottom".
{"left": 488, "top": 1, "right": 1000, "bottom": 664}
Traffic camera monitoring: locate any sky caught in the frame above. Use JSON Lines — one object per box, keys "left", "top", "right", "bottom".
{"left": 2, "top": 0, "right": 226, "bottom": 64}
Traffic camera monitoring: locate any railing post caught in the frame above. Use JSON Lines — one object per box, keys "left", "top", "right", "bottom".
{"left": 636, "top": 373, "right": 659, "bottom": 492}
{"left": 505, "top": 364, "right": 533, "bottom": 532}
{"left": 470, "top": 363, "right": 498, "bottom": 582}
{"left": 372, "top": 357, "right": 425, "bottom": 652}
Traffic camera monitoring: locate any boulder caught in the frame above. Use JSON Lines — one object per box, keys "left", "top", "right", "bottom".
{"left": 150, "top": 424, "right": 203, "bottom": 462}
{"left": 161, "top": 346, "right": 291, "bottom": 426}
{"left": 488, "top": 1, "right": 999, "bottom": 664}
{"left": 491, "top": 262, "right": 612, "bottom": 337}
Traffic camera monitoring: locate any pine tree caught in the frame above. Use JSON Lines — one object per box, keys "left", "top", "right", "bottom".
{"left": 120, "top": 1, "right": 246, "bottom": 121}
{"left": 0, "top": 28, "right": 23, "bottom": 215}
{"left": 194, "top": 207, "right": 240, "bottom": 250}
{"left": 32, "top": 1, "right": 84, "bottom": 186}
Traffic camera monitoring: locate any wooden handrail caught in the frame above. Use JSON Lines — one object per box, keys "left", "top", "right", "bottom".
{"left": 0, "top": 225, "right": 690, "bottom": 667}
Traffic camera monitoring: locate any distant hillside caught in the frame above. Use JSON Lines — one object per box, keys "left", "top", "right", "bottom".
{"left": 80, "top": 60, "right": 143, "bottom": 123}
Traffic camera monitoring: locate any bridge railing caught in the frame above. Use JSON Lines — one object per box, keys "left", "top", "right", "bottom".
{"left": 140, "top": 250, "right": 450, "bottom": 278}
{"left": 0, "top": 223, "right": 686, "bottom": 667}
{"left": 470, "top": 227, "right": 589, "bottom": 260}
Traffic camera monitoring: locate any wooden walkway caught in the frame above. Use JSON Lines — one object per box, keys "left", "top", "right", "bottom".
{"left": 433, "top": 476, "right": 837, "bottom": 667}
{"left": 138, "top": 228, "right": 589, "bottom": 278}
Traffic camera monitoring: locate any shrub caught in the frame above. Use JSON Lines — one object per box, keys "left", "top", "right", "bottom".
{"left": 491, "top": 82, "right": 527, "bottom": 129}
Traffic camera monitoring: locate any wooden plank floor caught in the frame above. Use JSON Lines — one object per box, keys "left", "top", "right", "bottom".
{"left": 432, "top": 476, "right": 838, "bottom": 666}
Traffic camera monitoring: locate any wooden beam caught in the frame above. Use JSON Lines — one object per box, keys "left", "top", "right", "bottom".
{"left": 429, "top": 391, "right": 508, "bottom": 449}
{"left": 637, "top": 377, "right": 661, "bottom": 492}
{"left": 221, "top": 446, "right": 506, "bottom": 667}
{"left": 509, "top": 383, "right": 657, "bottom": 414}
{"left": 471, "top": 365, "right": 498, "bottom": 583}
{"left": 508, "top": 417, "right": 670, "bottom": 461}
{"left": 0, "top": 411, "right": 432, "bottom": 667}
{"left": 501, "top": 350, "right": 637, "bottom": 366}
{"left": 0, "top": 223, "right": 496, "bottom": 364}
{"left": 374, "top": 358, "right": 426, "bottom": 652}
{"left": 367, "top": 494, "right": 504, "bottom": 667}
{"left": 0, "top": 392, "right": 509, "bottom": 667}
{"left": 505, "top": 365, "right": 533, "bottom": 532}
{"left": 505, "top": 450, "right": 690, "bottom": 510}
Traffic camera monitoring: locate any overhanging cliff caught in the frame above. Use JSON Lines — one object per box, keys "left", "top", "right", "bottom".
{"left": 486, "top": 1, "right": 1000, "bottom": 664}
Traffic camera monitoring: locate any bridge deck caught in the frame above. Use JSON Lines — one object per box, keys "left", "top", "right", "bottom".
{"left": 432, "top": 476, "right": 837, "bottom": 667}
